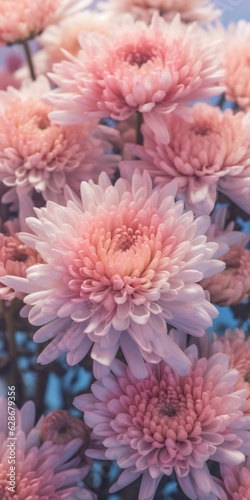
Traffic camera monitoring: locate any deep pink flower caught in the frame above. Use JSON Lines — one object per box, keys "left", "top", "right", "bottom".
{"left": 0, "top": 398, "right": 95, "bottom": 499}
{"left": 0, "top": 77, "right": 119, "bottom": 203}
{"left": 220, "top": 460, "right": 250, "bottom": 500}
{"left": 74, "top": 349, "right": 249, "bottom": 500}
{"left": 47, "top": 13, "right": 223, "bottom": 129}
{"left": 0, "top": 0, "right": 92, "bottom": 46}
{"left": 122, "top": 104, "right": 250, "bottom": 215}
{"left": 2, "top": 170, "right": 224, "bottom": 379}
{"left": 98, "top": 0, "right": 220, "bottom": 24}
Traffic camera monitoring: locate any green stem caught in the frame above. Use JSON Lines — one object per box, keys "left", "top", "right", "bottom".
{"left": 22, "top": 39, "right": 36, "bottom": 81}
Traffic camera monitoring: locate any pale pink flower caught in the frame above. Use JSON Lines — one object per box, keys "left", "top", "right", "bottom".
{"left": 122, "top": 104, "right": 250, "bottom": 215}
{"left": 74, "top": 348, "right": 249, "bottom": 500}
{"left": 0, "top": 0, "right": 92, "bottom": 46}
{"left": 98, "top": 0, "right": 220, "bottom": 24}
{"left": 211, "top": 20, "right": 250, "bottom": 110}
{"left": 1, "top": 170, "right": 224, "bottom": 379}
{"left": 40, "top": 409, "right": 90, "bottom": 445}
{"left": 220, "top": 459, "right": 250, "bottom": 500}
{"left": 0, "top": 219, "right": 43, "bottom": 301}
{"left": 0, "top": 76, "right": 119, "bottom": 203}
{"left": 210, "top": 329, "right": 250, "bottom": 416}
{"left": 0, "top": 398, "right": 95, "bottom": 499}
{"left": 48, "top": 13, "right": 223, "bottom": 131}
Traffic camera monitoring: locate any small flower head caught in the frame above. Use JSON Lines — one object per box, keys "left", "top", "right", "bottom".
{"left": 48, "top": 14, "right": 223, "bottom": 126}
{"left": 0, "top": 220, "right": 43, "bottom": 301}
{"left": 40, "top": 409, "right": 90, "bottom": 445}
{"left": 2, "top": 170, "right": 223, "bottom": 379}
{"left": 75, "top": 349, "right": 249, "bottom": 500}
{"left": 0, "top": 76, "right": 119, "bottom": 203}
{"left": 0, "top": 398, "right": 95, "bottom": 499}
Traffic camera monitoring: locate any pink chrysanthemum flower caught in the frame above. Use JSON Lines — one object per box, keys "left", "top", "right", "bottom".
{"left": 0, "top": 76, "right": 119, "bottom": 203}
{"left": 98, "top": 0, "right": 220, "bottom": 24}
{"left": 74, "top": 349, "right": 250, "bottom": 500}
{"left": 210, "top": 329, "right": 250, "bottom": 416}
{"left": 47, "top": 13, "right": 223, "bottom": 131}
{"left": 0, "top": 398, "right": 95, "bottom": 499}
{"left": 0, "top": 0, "right": 92, "bottom": 46}
{"left": 201, "top": 245, "right": 250, "bottom": 306}
{"left": 215, "top": 21, "right": 250, "bottom": 110}
{"left": 0, "top": 219, "right": 43, "bottom": 301}
{"left": 220, "top": 460, "right": 250, "bottom": 500}
{"left": 122, "top": 104, "right": 250, "bottom": 215}
{"left": 1, "top": 170, "right": 224, "bottom": 379}
{"left": 40, "top": 409, "right": 90, "bottom": 445}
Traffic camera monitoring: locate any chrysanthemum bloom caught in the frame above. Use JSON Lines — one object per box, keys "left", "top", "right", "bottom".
{"left": 48, "top": 13, "right": 223, "bottom": 132}
{"left": 0, "top": 76, "right": 119, "bottom": 203}
{"left": 98, "top": 0, "right": 220, "bottom": 24}
{"left": 1, "top": 170, "right": 224, "bottom": 379}
{"left": 0, "top": 398, "right": 96, "bottom": 499}
{"left": 0, "top": 0, "right": 92, "bottom": 46}
{"left": 209, "top": 329, "right": 250, "bottom": 416}
{"left": 74, "top": 349, "right": 250, "bottom": 500}
{"left": 0, "top": 220, "right": 43, "bottom": 301}
{"left": 40, "top": 409, "right": 90, "bottom": 446}
{"left": 220, "top": 460, "right": 250, "bottom": 500}
{"left": 200, "top": 244, "right": 250, "bottom": 306}
{"left": 214, "top": 20, "right": 250, "bottom": 110}
{"left": 122, "top": 104, "right": 250, "bottom": 215}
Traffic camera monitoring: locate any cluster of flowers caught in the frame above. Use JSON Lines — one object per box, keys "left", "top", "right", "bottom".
{"left": 0, "top": 0, "right": 249, "bottom": 498}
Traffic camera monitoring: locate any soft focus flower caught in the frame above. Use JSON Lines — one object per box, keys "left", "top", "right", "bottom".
{"left": 98, "top": 0, "right": 220, "bottom": 24}
{"left": 0, "top": 0, "right": 92, "bottom": 46}
{"left": 48, "top": 13, "right": 223, "bottom": 132}
{"left": 220, "top": 459, "right": 250, "bottom": 500}
{"left": 40, "top": 409, "right": 90, "bottom": 445}
{"left": 0, "top": 76, "right": 119, "bottom": 203}
{"left": 2, "top": 170, "right": 224, "bottom": 379}
{"left": 201, "top": 244, "right": 250, "bottom": 306}
{"left": 215, "top": 20, "right": 250, "bottom": 110}
{"left": 0, "top": 219, "right": 43, "bottom": 301}
{"left": 122, "top": 104, "right": 250, "bottom": 215}
{"left": 209, "top": 329, "right": 250, "bottom": 416}
{"left": 74, "top": 349, "right": 249, "bottom": 500}
{"left": 0, "top": 398, "right": 95, "bottom": 499}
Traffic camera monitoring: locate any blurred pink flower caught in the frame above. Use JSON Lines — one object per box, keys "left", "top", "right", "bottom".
{"left": 0, "top": 76, "right": 119, "bottom": 203}
{"left": 220, "top": 460, "right": 250, "bottom": 500}
{"left": 40, "top": 409, "right": 90, "bottom": 446}
{"left": 201, "top": 245, "right": 250, "bottom": 306}
{"left": 210, "top": 329, "right": 250, "bottom": 417}
{"left": 74, "top": 348, "right": 249, "bottom": 500}
{"left": 216, "top": 21, "right": 250, "bottom": 110}
{"left": 0, "top": 219, "right": 43, "bottom": 301}
{"left": 48, "top": 13, "right": 222, "bottom": 130}
{"left": 123, "top": 104, "right": 250, "bottom": 215}
{"left": 0, "top": 398, "right": 95, "bottom": 499}
{"left": 0, "top": 0, "right": 92, "bottom": 46}
{"left": 2, "top": 170, "right": 224, "bottom": 379}
{"left": 98, "top": 0, "right": 220, "bottom": 24}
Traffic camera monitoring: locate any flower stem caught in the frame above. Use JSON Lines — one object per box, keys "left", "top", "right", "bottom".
{"left": 136, "top": 111, "right": 144, "bottom": 146}
{"left": 22, "top": 39, "right": 36, "bottom": 81}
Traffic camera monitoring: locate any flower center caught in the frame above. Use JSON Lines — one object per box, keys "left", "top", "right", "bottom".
{"left": 117, "top": 41, "right": 157, "bottom": 68}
